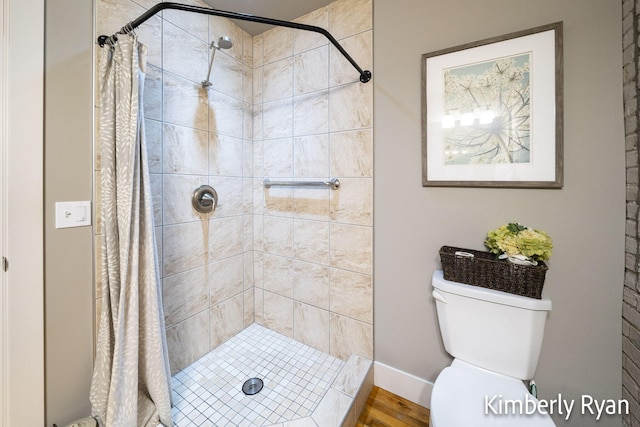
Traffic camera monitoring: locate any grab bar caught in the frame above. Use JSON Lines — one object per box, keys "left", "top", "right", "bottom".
{"left": 263, "top": 178, "right": 340, "bottom": 190}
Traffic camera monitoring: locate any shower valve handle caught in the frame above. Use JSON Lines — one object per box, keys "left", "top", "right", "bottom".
{"left": 192, "top": 185, "right": 218, "bottom": 214}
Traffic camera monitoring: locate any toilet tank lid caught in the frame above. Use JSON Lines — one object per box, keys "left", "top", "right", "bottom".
{"left": 432, "top": 270, "right": 552, "bottom": 311}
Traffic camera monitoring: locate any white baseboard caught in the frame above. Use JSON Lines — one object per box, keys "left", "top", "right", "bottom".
{"left": 373, "top": 361, "right": 434, "bottom": 409}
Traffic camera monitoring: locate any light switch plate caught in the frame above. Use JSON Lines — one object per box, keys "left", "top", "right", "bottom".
{"left": 55, "top": 201, "right": 92, "bottom": 229}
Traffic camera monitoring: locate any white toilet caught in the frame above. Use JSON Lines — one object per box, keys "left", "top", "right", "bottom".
{"left": 430, "top": 270, "right": 555, "bottom": 426}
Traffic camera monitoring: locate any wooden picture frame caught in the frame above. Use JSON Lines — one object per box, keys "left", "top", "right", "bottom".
{"left": 422, "top": 22, "right": 563, "bottom": 188}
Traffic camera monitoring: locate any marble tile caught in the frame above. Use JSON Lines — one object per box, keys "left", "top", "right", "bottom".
{"left": 293, "top": 260, "right": 330, "bottom": 309}
{"left": 243, "top": 251, "right": 255, "bottom": 288}
{"left": 253, "top": 213, "right": 264, "bottom": 252}
{"left": 263, "top": 215, "right": 294, "bottom": 257}
{"left": 210, "top": 254, "right": 244, "bottom": 305}
{"left": 330, "top": 313, "right": 373, "bottom": 360}
{"left": 253, "top": 34, "right": 264, "bottom": 68}
{"left": 342, "top": 404, "right": 358, "bottom": 427}
{"left": 293, "top": 6, "right": 329, "bottom": 54}
{"left": 163, "top": 123, "right": 209, "bottom": 175}
{"left": 263, "top": 58, "right": 293, "bottom": 102}
{"left": 244, "top": 288, "right": 255, "bottom": 326}
{"left": 329, "top": 0, "right": 372, "bottom": 40}
{"left": 96, "top": 0, "right": 161, "bottom": 67}
{"left": 282, "top": 418, "right": 319, "bottom": 427}
{"left": 209, "top": 133, "right": 243, "bottom": 176}
{"left": 243, "top": 213, "right": 254, "bottom": 251}
{"left": 330, "top": 31, "right": 373, "bottom": 87}
{"left": 96, "top": 0, "right": 142, "bottom": 41}
{"left": 294, "top": 46, "right": 329, "bottom": 95}
{"left": 242, "top": 30, "right": 253, "bottom": 67}
{"left": 293, "top": 91, "right": 329, "bottom": 136}
{"left": 162, "top": 265, "right": 209, "bottom": 327}
{"left": 330, "top": 223, "right": 372, "bottom": 275}
{"left": 243, "top": 63, "right": 253, "bottom": 105}
{"left": 163, "top": 71, "right": 209, "bottom": 131}
{"left": 129, "top": 0, "right": 165, "bottom": 9}
{"left": 330, "top": 268, "right": 372, "bottom": 323}
{"left": 329, "top": 129, "right": 373, "bottom": 177}
{"left": 208, "top": 89, "right": 244, "bottom": 138}
{"left": 263, "top": 291, "right": 294, "bottom": 338}
{"left": 207, "top": 176, "right": 243, "bottom": 218}
{"left": 243, "top": 101, "right": 253, "bottom": 141}
{"left": 243, "top": 140, "right": 254, "bottom": 178}
{"left": 254, "top": 287, "right": 264, "bottom": 324}
{"left": 264, "top": 137, "right": 294, "bottom": 178}
{"left": 143, "top": 65, "right": 162, "bottom": 121}
{"left": 353, "top": 365, "right": 374, "bottom": 423}
{"left": 293, "top": 187, "right": 330, "bottom": 220}
{"left": 145, "top": 119, "right": 162, "bottom": 173}
{"left": 149, "top": 173, "right": 163, "bottom": 226}
{"left": 293, "top": 219, "right": 330, "bottom": 264}
{"left": 163, "top": 221, "right": 208, "bottom": 276}
{"left": 294, "top": 135, "right": 329, "bottom": 178}
{"left": 209, "top": 15, "right": 244, "bottom": 62}
{"left": 209, "top": 293, "right": 244, "bottom": 349}
{"left": 294, "top": 302, "right": 330, "bottom": 353}
{"left": 163, "top": 8, "right": 209, "bottom": 42}
{"left": 263, "top": 98, "right": 293, "bottom": 139}
{"left": 163, "top": 174, "right": 209, "bottom": 225}
{"left": 209, "top": 51, "right": 244, "bottom": 99}
{"left": 253, "top": 177, "right": 265, "bottom": 215}
{"left": 329, "top": 82, "right": 373, "bottom": 132}
{"left": 163, "top": 20, "right": 209, "bottom": 84}
{"left": 263, "top": 26, "right": 294, "bottom": 65}
{"left": 263, "top": 254, "right": 294, "bottom": 298}
{"left": 253, "top": 250, "right": 264, "bottom": 288}
{"left": 332, "top": 354, "right": 373, "bottom": 398}
{"left": 137, "top": 18, "right": 163, "bottom": 70}
{"left": 253, "top": 67, "right": 264, "bottom": 106}
{"left": 330, "top": 178, "right": 373, "bottom": 226}
{"left": 311, "top": 388, "right": 353, "bottom": 427}
{"left": 208, "top": 216, "right": 244, "bottom": 261}
{"left": 166, "top": 309, "right": 209, "bottom": 375}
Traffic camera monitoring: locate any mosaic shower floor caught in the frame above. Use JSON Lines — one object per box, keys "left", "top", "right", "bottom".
{"left": 171, "top": 323, "right": 371, "bottom": 427}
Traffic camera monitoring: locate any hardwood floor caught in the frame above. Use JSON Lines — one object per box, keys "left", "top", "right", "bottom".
{"left": 356, "top": 386, "right": 430, "bottom": 427}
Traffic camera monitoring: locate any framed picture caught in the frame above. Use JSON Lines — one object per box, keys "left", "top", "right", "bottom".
{"left": 422, "top": 22, "right": 563, "bottom": 188}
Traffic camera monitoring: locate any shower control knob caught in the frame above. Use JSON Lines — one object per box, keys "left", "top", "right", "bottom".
{"left": 192, "top": 185, "right": 218, "bottom": 214}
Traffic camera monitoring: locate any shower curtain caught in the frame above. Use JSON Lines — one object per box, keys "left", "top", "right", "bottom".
{"left": 90, "top": 34, "right": 172, "bottom": 427}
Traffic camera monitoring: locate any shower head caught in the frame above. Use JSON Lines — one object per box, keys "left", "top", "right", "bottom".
{"left": 212, "top": 36, "right": 233, "bottom": 50}
{"left": 202, "top": 36, "right": 233, "bottom": 89}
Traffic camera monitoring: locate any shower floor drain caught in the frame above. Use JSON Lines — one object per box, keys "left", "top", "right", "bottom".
{"left": 242, "top": 378, "right": 264, "bottom": 395}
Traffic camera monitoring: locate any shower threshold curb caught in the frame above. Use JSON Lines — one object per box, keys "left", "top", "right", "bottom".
{"left": 264, "top": 354, "right": 373, "bottom": 427}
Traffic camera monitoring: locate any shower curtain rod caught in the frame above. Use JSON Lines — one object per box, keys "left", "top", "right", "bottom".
{"left": 97, "top": 2, "right": 372, "bottom": 83}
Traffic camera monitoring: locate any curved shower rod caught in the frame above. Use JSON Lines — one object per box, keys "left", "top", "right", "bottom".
{"left": 97, "top": 2, "right": 372, "bottom": 83}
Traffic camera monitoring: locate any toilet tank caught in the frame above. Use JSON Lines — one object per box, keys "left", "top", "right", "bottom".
{"left": 432, "top": 270, "right": 552, "bottom": 380}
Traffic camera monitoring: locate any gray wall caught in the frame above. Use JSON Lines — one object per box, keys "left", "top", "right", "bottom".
{"left": 42, "top": 0, "right": 626, "bottom": 426}
{"left": 44, "top": 0, "right": 94, "bottom": 425}
{"left": 373, "top": 1, "right": 625, "bottom": 426}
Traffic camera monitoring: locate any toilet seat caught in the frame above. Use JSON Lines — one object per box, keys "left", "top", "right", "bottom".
{"left": 430, "top": 360, "right": 555, "bottom": 426}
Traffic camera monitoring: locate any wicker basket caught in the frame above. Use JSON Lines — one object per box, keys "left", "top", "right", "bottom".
{"left": 439, "top": 246, "right": 548, "bottom": 299}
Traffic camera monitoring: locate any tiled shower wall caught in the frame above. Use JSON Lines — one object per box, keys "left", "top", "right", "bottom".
{"left": 95, "top": 0, "right": 255, "bottom": 375}
{"left": 623, "top": 0, "right": 640, "bottom": 424}
{"left": 252, "top": 0, "right": 373, "bottom": 361}
{"left": 94, "top": 0, "right": 373, "bottom": 374}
